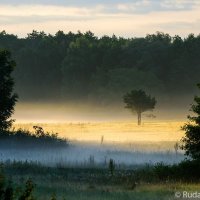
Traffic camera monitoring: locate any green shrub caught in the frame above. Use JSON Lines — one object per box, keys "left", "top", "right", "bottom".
{"left": 0, "top": 126, "right": 69, "bottom": 149}
{"left": 18, "top": 179, "right": 36, "bottom": 200}
{"left": 152, "top": 160, "right": 200, "bottom": 182}
{"left": 108, "top": 159, "right": 115, "bottom": 176}
{"left": 4, "top": 180, "right": 14, "bottom": 200}
{"left": 0, "top": 167, "right": 36, "bottom": 200}
{"left": 0, "top": 166, "right": 6, "bottom": 199}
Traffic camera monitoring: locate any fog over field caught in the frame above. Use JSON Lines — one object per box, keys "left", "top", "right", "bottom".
{"left": 0, "top": 141, "right": 184, "bottom": 167}
{"left": 1, "top": 1, "right": 200, "bottom": 198}
{"left": 1, "top": 102, "right": 185, "bottom": 167}
{"left": 13, "top": 101, "right": 191, "bottom": 123}
{"left": 0, "top": 31, "right": 197, "bottom": 167}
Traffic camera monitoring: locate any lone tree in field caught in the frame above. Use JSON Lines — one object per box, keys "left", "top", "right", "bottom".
{"left": 0, "top": 50, "right": 18, "bottom": 131}
{"left": 181, "top": 84, "right": 200, "bottom": 160}
{"left": 123, "top": 90, "right": 156, "bottom": 125}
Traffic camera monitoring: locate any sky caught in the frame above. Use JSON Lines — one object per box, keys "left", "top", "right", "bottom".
{"left": 0, "top": 0, "right": 200, "bottom": 38}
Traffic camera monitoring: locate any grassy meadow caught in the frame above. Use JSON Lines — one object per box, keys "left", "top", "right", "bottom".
{"left": 2, "top": 161, "right": 200, "bottom": 200}
{"left": 4, "top": 121, "right": 184, "bottom": 166}
{"left": 1, "top": 120, "right": 199, "bottom": 200}
{"left": 13, "top": 120, "right": 184, "bottom": 143}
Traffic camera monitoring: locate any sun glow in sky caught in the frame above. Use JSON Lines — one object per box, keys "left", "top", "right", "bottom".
{"left": 0, "top": 0, "right": 200, "bottom": 37}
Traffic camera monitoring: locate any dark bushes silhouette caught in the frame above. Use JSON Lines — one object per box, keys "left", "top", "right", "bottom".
{"left": 151, "top": 160, "right": 200, "bottom": 182}
{"left": 0, "top": 126, "right": 68, "bottom": 149}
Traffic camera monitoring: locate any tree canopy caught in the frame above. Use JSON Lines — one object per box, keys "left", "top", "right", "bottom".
{"left": 123, "top": 90, "right": 156, "bottom": 125}
{"left": 0, "top": 31, "right": 200, "bottom": 104}
{"left": 181, "top": 84, "right": 200, "bottom": 160}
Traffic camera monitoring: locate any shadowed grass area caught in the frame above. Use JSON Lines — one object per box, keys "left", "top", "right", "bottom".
{"left": 10, "top": 176, "right": 200, "bottom": 200}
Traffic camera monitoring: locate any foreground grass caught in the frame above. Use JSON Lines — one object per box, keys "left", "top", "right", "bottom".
{"left": 16, "top": 177, "right": 200, "bottom": 200}
{"left": 2, "top": 162, "right": 200, "bottom": 200}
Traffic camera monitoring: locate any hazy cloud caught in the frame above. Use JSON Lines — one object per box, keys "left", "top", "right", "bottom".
{"left": 0, "top": 0, "right": 200, "bottom": 37}
{"left": 1, "top": 0, "right": 200, "bottom": 13}
{"left": 0, "top": 15, "right": 97, "bottom": 25}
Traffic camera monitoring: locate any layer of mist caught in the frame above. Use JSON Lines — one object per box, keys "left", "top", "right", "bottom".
{"left": 0, "top": 142, "right": 184, "bottom": 167}
{"left": 13, "top": 101, "right": 191, "bottom": 123}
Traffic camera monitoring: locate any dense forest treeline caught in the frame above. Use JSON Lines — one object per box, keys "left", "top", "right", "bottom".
{"left": 0, "top": 30, "right": 200, "bottom": 104}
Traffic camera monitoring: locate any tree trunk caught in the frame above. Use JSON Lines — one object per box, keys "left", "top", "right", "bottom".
{"left": 137, "top": 112, "right": 141, "bottom": 125}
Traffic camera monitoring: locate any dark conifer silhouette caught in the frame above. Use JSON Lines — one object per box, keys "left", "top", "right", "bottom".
{"left": 0, "top": 50, "right": 18, "bottom": 131}
{"left": 181, "top": 84, "right": 200, "bottom": 160}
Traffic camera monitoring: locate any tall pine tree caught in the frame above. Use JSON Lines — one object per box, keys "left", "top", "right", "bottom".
{"left": 0, "top": 50, "right": 18, "bottom": 131}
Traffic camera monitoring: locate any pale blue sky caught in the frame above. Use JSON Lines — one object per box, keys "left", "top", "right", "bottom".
{"left": 0, "top": 0, "right": 200, "bottom": 37}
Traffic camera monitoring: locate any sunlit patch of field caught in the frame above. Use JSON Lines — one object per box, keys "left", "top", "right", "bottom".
{"left": 13, "top": 121, "right": 185, "bottom": 143}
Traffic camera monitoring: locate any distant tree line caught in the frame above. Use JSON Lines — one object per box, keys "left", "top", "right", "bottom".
{"left": 0, "top": 30, "right": 200, "bottom": 103}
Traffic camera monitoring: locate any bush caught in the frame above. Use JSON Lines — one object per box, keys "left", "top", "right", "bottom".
{"left": 154, "top": 162, "right": 172, "bottom": 181}
{"left": 0, "top": 166, "right": 6, "bottom": 199}
{"left": 0, "top": 126, "right": 69, "bottom": 149}
{"left": 152, "top": 160, "right": 200, "bottom": 182}
{"left": 18, "top": 179, "right": 36, "bottom": 200}
{"left": 108, "top": 159, "right": 115, "bottom": 176}
{"left": 0, "top": 167, "right": 36, "bottom": 200}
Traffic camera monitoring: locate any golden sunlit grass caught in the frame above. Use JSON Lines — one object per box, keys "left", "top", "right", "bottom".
{"left": 13, "top": 121, "right": 185, "bottom": 143}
